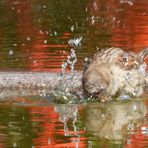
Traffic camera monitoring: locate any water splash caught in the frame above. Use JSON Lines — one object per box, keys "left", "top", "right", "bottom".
{"left": 54, "top": 104, "right": 81, "bottom": 147}
{"left": 62, "top": 36, "right": 83, "bottom": 76}
{"left": 61, "top": 49, "right": 77, "bottom": 77}
{"left": 120, "top": 0, "right": 133, "bottom": 5}
{"left": 1, "top": 46, "right": 82, "bottom": 104}
{"left": 49, "top": 48, "right": 83, "bottom": 104}
{"left": 0, "top": 72, "right": 83, "bottom": 104}
{"left": 68, "top": 37, "right": 83, "bottom": 47}
{"left": 9, "top": 50, "right": 14, "bottom": 55}
{"left": 51, "top": 47, "right": 80, "bottom": 103}
{"left": 55, "top": 104, "right": 79, "bottom": 135}
{"left": 50, "top": 71, "right": 83, "bottom": 104}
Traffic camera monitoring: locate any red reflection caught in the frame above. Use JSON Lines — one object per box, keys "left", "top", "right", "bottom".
{"left": 26, "top": 105, "right": 86, "bottom": 147}
{"left": 28, "top": 31, "right": 69, "bottom": 72}
{"left": 125, "top": 124, "right": 148, "bottom": 148}
{"left": 0, "top": 137, "right": 5, "bottom": 148}
{"left": 111, "top": 1, "right": 148, "bottom": 66}
{"left": 5, "top": 0, "right": 70, "bottom": 72}
{"left": 88, "top": 0, "right": 148, "bottom": 66}
{"left": 125, "top": 99, "right": 148, "bottom": 148}
{"left": 88, "top": 0, "right": 148, "bottom": 52}
{"left": 5, "top": 0, "right": 148, "bottom": 71}
{"left": 111, "top": 1, "right": 148, "bottom": 68}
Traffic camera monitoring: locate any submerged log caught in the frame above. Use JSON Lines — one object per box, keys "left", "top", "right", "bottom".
{"left": 0, "top": 72, "right": 82, "bottom": 99}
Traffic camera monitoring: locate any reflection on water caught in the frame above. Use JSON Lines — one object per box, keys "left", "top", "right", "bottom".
{"left": 0, "top": 0, "right": 87, "bottom": 71}
{"left": 0, "top": 105, "right": 35, "bottom": 147}
{"left": 0, "top": 99, "right": 148, "bottom": 147}
{"left": 0, "top": 0, "right": 148, "bottom": 71}
{"left": 0, "top": 0, "right": 148, "bottom": 147}
{"left": 85, "top": 100, "right": 147, "bottom": 140}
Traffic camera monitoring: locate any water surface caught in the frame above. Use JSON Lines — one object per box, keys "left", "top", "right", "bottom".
{"left": 0, "top": 0, "right": 148, "bottom": 147}
{"left": 0, "top": 0, "right": 148, "bottom": 71}
{"left": 0, "top": 98, "right": 148, "bottom": 148}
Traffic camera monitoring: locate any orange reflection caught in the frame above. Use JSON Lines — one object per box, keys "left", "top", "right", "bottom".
{"left": 111, "top": 1, "right": 148, "bottom": 52}
{"left": 28, "top": 31, "right": 69, "bottom": 72}
{"left": 6, "top": 0, "right": 70, "bottom": 72}
{"left": 3, "top": 0, "right": 148, "bottom": 71}
{"left": 26, "top": 105, "right": 86, "bottom": 148}
{"left": 87, "top": 0, "right": 148, "bottom": 50}
{"left": 0, "top": 137, "right": 5, "bottom": 148}
{"left": 87, "top": 0, "right": 148, "bottom": 66}
{"left": 125, "top": 99, "right": 148, "bottom": 148}
{"left": 125, "top": 123, "right": 148, "bottom": 148}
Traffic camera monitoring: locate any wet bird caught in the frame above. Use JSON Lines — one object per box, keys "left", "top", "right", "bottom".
{"left": 82, "top": 47, "right": 148, "bottom": 101}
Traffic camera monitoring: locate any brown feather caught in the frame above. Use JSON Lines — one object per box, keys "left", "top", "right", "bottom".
{"left": 82, "top": 47, "right": 148, "bottom": 101}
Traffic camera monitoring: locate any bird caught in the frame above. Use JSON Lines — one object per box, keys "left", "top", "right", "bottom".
{"left": 82, "top": 47, "right": 148, "bottom": 101}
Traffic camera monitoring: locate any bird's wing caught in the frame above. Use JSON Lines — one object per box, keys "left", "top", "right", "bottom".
{"left": 137, "top": 48, "right": 148, "bottom": 63}
{"left": 116, "top": 52, "right": 139, "bottom": 70}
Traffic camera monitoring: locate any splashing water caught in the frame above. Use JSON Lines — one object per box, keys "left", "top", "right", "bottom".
{"left": 0, "top": 46, "right": 82, "bottom": 104}
{"left": 55, "top": 104, "right": 78, "bottom": 135}
{"left": 61, "top": 36, "right": 82, "bottom": 78}
{"left": 120, "top": 0, "right": 133, "bottom": 5}
{"left": 50, "top": 49, "right": 83, "bottom": 104}
{"left": 50, "top": 75, "right": 83, "bottom": 104}
{"left": 61, "top": 49, "right": 77, "bottom": 77}
{"left": 62, "top": 36, "right": 83, "bottom": 77}
{"left": 68, "top": 37, "right": 83, "bottom": 47}
{"left": 54, "top": 104, "right": 81, "bottom": 148}
{"left": 0, "top": 71, "right": 83, "bottom": 104}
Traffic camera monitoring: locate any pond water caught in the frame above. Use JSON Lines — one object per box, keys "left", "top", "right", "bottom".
{"left": 0, "top": 0, "right": 148, "bottom": 147}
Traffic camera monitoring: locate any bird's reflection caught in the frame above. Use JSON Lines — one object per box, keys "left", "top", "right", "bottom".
{"left": 85, "top": 100, "right": 147, "bottom": 141}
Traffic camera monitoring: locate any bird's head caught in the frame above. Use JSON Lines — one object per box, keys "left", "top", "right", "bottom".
{"left": 82, "top": 69, "right": 109, "bottom": 98}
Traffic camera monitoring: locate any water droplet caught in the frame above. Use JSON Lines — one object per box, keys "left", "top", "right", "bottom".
{"left": 13, "top": 43, "right": 18, "bottom": 46}
{"left": 61, "top": 49, "right": 77, "bottom": 77}
{"left": 85, "top": 7, "right": 88, "bottom": 12}
{"left": 93, "top": 2, "right": 98, "bottom": 10}
{"left": 68, "top": 37, "right": 83, "bottom": 47}
{"left": 11, "top": 6, "right": 15, "bottom": 10}
{"left": 26, "top": 37, "right": 31, "bottom": 41}
{"left": 43, "top": 5, "right": 46, "bottom": 8}
{"left": 13, "top": 143, "right": 17, "bottom": 147}
{"left": 33, "top": 60, "right": 37, "bottom": 64}
{"left": 45, "top": 31, "right": 49, "bottom": 35}
{"left": 91, "top": 15, "right": 95, "bottom": 25}
{"left": 113, "top": 17, "right": 116, "bottom": 21}
{"left": 39, "top": 30, "right": 44, "bottom": 34}
{"left": 54, "top": 31, "right": 57, "bottom": 36}
{"left": 48, "top": 138, "right": 51, "bottom": 144}
{"left": 44, "top": 40, "right": 47, "bottom": 44}
{"left": 71, "top": 25, "right": 74, "bottom": 32}
{"left": 9, "top": 50, "right": 14, "bottom": 55}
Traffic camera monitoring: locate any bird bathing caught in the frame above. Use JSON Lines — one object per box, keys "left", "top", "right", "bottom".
{"left": 82, "top": 47, "right": 148, "bottom": 101}
{"left": 0, "top": 47, "right": 147, "bottom": 103}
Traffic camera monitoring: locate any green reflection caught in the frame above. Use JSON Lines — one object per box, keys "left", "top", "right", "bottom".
{"left": 0, "top": 0, "right": 113, "bottom": 71}
{"left": 0, "top": 105, "right": 37, "bottom": 147}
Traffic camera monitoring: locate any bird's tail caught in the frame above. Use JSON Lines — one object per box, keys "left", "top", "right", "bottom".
{"left": 137, "top": 48, "right": 148, "bottom": 63}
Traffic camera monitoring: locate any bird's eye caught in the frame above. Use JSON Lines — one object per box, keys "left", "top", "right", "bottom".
{"left": 100, "top": 84, "right": 106, "bottom": 90}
